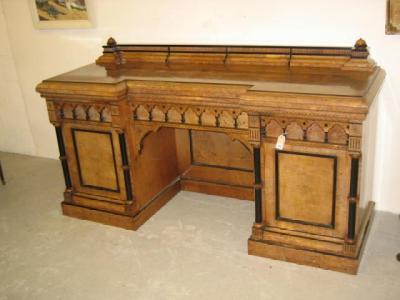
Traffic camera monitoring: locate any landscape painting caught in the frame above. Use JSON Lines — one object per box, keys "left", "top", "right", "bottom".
{"left": 29, "top": 0, "right": 92, "bottom": 29}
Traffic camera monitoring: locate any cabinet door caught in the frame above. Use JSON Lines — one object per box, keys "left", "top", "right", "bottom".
{"left": 263, "top": 141, "right": 349, "bottom": 238}
{"left": 63, "top": 124, "right": 130, "bottom": 202}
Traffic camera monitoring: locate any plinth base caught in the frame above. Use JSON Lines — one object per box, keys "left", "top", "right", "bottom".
{"left": 62, "top": 180, "right": 180, "bottom": 230}
{"left": 248, "top": 239, "right": 361, "bottom": 274}
{"left": 248, "top": 202, "right": 374, "bottom": 274}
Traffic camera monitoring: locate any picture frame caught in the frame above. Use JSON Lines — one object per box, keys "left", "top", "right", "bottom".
{"left": 28, "top": 0, "right": 92, "bottom": 29}
{"left": 386, "top": 0, "right": 400, "bottom": 34}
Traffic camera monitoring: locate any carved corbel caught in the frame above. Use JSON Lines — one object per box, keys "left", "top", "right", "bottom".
{"left": 224, "top": 131, "right": 252, "bottom": 153}
{"left": 133, "top": 124, "right": 163, "bottom": 157}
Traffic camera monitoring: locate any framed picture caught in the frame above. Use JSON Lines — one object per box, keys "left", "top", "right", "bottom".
{"left": 386, "top": 0, "right": 400, "bottom": 34}
{"left": 29, "top": 0, "right": 92, "bottom": 29}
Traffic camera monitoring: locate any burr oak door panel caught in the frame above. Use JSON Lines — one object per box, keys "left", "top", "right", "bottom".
{"left": 263, "top": 141, "right": 350, "bottom": 238}
{"left": 63, "top": 124, "right": 130, "bottom": 202}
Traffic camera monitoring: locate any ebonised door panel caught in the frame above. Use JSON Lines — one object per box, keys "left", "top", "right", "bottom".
{"left": 63, "top": 124, "right": 130, "bottom": 202}
{"left": 276, "top": 150, "right": 336, "bottom": 228}
{"left": 263, "top": 141, "right": 350, "bottom": 238}
{"left": 72, "top": 129, "right": 119, "bottom": 192}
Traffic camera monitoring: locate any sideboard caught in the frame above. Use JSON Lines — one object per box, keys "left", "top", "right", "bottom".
{"left": 37, "top": 38, "right": 385, "bottom": 274}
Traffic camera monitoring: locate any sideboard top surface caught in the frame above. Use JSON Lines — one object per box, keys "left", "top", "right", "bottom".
{"left": 46, "top": 62, "right": 382, "bottom": 98}
{"left": 38, "top": 39, "right": 386, "bottom": 117}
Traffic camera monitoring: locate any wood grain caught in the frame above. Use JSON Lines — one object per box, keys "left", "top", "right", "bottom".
{"left": 277, "top": 151, "right": 335, "bottom": 227}
{"left": 37, "top": 40, "right": 384, "bottom": 274}
{"left": 73, "top": 130, "right": 118, "bottom": 191}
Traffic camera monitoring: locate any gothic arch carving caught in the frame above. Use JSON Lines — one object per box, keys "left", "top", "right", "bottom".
{"left": 74, "top": 105, "right": 86, "bottom": 120}
{"left": 285, "top": 122, "right": 304, "bottom": 140}
{"left": 219, "top": 111, "right": 235, "bottom": 128}
{"left": 184, "top": 108, "right": 199, "bottom": 125}
{"left": 151, "top": 106, "right": 166, "bottom": 122}
{"left": 135, "top": 105, "right": 150, "bottom": 121}
{"left": 61, "top": 104, "right": 74, "bottom": 119}
{"left": 100, "top": 107, "right": 112, "bottom": 122}
{"left": 200, "top": 109, "right": 217, "bottom": 126}
{"left": 306, "top": 122, "right": 325, "bottom": 142}
{"left": 266, "top": 119, "right": 283, "bottom": 138}
{"left": 236, "top": 112, "right": 248, "bottom": 129}
{"left": 167, "top": 107, "right": 182, "bottom": 123}
{"left": 88, "top": 106, "right": 100, "bottom": 121}
{"left": 328, "top": 124, "right": 348, "bottom": 145}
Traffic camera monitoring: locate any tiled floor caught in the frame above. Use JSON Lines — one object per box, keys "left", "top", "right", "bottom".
{"left": 0, "top": 152, "right": 399, "bottom": 300}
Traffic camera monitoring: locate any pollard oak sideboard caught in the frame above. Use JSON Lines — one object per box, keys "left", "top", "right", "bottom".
{"left": 37, "top": 38, "right": 385, "bottom": 274}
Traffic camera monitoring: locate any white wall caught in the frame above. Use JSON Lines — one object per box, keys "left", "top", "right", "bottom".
{"left": 0, "top": 1, "right": 35, "bottom": 155}
{"left": 0, "top": 0, "right": 399, "bottom": 212}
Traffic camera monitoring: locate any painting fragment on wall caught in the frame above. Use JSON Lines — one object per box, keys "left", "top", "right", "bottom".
{"left": 386, "top": 0, "right": 400, "bottom": 34}
{"left": 30, "top": 0, "right": 92, "bottom": 29}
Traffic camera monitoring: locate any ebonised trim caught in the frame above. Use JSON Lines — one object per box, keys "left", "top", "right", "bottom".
{"left": 72, "top": 128, "right": 120, "bottom": 193}
{"left": 118, "top": 133, "right": 133, "bottom": 201}
{"left": 275, "top": 150, "right": 337, "bottom": 229}
{"left": 55, "top": 127, "right": 72, "bottom": 189}
{"left": 106, "top": 50, "right": 356, "bottom": 58}
{"left": 347, "top": 157, "right": 360, "bottom": 240}
{"left": 104, "top": 44, "right": 357, "bottom": 57}
{"left": 253, "top": 147, "right": 262, "bottom": 223}
{"left": 347, "top": 202, "right": 357, "bottom": 240}
{"left": 350, "top": 158, "right": 359, "bottom": 198}
{"left": 254, "top": 147, "right": 261, "bottom": 183}
{"left": 255, "top": 188, "right": 262, "bottom": 223}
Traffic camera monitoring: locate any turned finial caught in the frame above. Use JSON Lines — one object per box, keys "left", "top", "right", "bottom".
{"left": 107, "top": 37, "right": 117, "bottom": 47}
{"left": 354, "top": 38, "right": 367, "bottom": 50}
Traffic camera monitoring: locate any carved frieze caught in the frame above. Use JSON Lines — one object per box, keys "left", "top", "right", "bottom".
{"left": 263, "top": 117, "right": 350, "bottom": 146}
{"left": 132, "top": 104, "right": 249, "bottom": 130}
{"left": 57, "top": 103, "right": 113, "bottom": 123}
